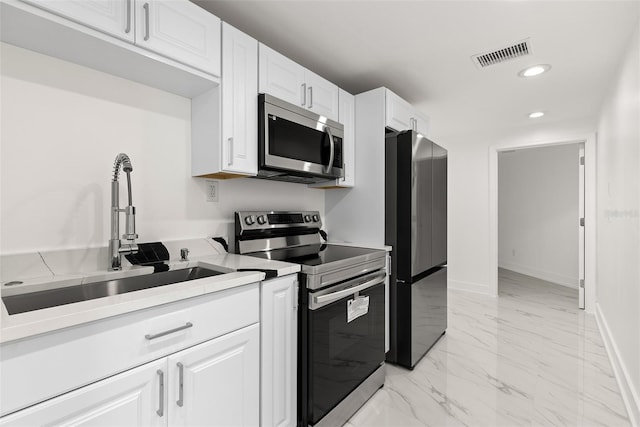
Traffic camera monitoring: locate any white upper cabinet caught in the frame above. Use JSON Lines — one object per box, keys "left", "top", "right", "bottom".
{"left": 385, "top": 90, "right": 414, "bottom": 132}
{"left": 304, "top": 69, "right": 340, "bottom": 121}
{"left": 4, "top": 0, "right": 221, "bottom": 97}
{"left": 259, "top": 43, "right": 306, "bottom": 107}
{"left": 307, "top": 88, "right": 355, "bottom": 189}
{"left": 221, "top": 22, "right": 258, "bottom": 175}
{"left": 191, "top": 22, "right": 258, "bottom": 178}
{"left": 385, "top": 89, "right": 429, "bottom": 135}
{"left": 414, "top": 113, "right": 430, "bottom": 136}
{"left": 135, "top": 0, "right": 221, "bottom": 76}
{"left": 338, "top": 88, "right": 356, "bottom": 187}
{"left": 259, "top": 43, "right": 339, "bottom": 121}
{"left": 20, "top": 0, "right": 135, "bottom": 43}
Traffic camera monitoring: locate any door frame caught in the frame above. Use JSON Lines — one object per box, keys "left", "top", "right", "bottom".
{"left": 488, "top": 133, "right": 597, "bottom": 312}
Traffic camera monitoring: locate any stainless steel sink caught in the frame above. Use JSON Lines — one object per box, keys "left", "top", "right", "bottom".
{"left": 2, "top": 267, "right": 223, "bottom": 315}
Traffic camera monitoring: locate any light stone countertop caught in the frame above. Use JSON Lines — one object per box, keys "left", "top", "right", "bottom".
{"left": 0, "top": 239, "right": 300, "bottom": 344}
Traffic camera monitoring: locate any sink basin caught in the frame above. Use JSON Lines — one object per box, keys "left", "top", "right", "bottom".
{"left": 2, "top": 267, "right": 223, "bottom": 315}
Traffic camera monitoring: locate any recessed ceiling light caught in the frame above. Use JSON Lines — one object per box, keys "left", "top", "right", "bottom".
{"left": 529, "top": 111, "right": 544, "bottom": 118}
{"left": 518, "top": 64, "right": 551, "bottom": 77}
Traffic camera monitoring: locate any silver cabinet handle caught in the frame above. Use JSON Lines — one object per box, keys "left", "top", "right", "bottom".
{"left": 125, "top": 0, "right": 131, "bottom": 34}
{"left": 324, "top": 126, "right": 335, "bottom": 174}
{"left": 308, "top": 86, "right": 313, "bottom": 108}
{"left": 143, "top": 3, "right": 150, "bottom": 41}
{"left": 156, "top": 369, "right": 164, "bottom": 417}
{"left": 145, "top": 322, "right": 193, "bottom": 340}
{"left": 301, "top": 83, "right": 306, "bottom": 106}
{"left": 227, "top": 137, "right": 233, "bottom": 166}
{"left": 311, "top": 272, "right": 386, "bottom": 309}
{"left": 176, "top": 362, "right": 184, "bottom": 407}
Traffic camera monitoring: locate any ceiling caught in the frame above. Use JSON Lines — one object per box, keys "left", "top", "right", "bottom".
{"left": 193, "top": 0, "right": 640, "bottom": 137}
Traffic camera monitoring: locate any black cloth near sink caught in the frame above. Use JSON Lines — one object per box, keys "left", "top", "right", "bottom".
{"left": 125, "top": 242, "right": 170, "bottom": 272}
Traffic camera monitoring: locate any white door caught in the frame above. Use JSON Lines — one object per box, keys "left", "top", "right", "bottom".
{"left": 385, "top": 90, "right": 414, "bottom": 131}
{"left": 305, "top": 70, "right": 339, "bottom": 121}
{"left": 259, "top": 44, "right": 306, "bottom": 107}
{"left": 21, "top": 0, "right": 135, "bottom": 43}
{"left": 578, "top": 143, "right": 586, "bottom": 309}
{"left": 135, "top": 0, "right": 221, "bottom": 76}
{"left": 222, "top": 22, "right": 258, "bottom": 175}
{"left": 0, "top": 359, "right": 166, "bottom": 426}
{"left": 168, "top": 324, "right": 260, "bottom": 427}
{"left": 261, "top": 276, "right": 297, "bottom": 427}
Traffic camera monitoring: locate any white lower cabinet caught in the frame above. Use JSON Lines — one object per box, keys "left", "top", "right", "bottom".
{"left": 0, "top": 358, "right": 167, "bottom": 426}
{"left": 261, "top": 275, "right": 297, "bottom": 427}
{"left": 168, "top": 324, "right": 260, "bottom": 427}
{"left": 0, "top": 324, "right": 260, "bottom": 427}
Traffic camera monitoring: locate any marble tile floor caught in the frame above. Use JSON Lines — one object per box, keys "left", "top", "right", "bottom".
{"left": 346, "top": 269, "right": 630, "bottom": 426}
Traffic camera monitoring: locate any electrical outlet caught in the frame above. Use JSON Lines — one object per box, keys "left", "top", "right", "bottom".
{"left": 206, "top": 180, "right": 219, "bottom": 202}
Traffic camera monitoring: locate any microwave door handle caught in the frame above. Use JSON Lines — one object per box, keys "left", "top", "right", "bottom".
{"left": 324, "top": 126, "right": 335, "bottom": 174}
{"left": 311, "top": 271, "right": 386, "bottom": 309}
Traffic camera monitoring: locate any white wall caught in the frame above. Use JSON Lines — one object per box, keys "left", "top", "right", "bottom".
{"left": 434, "top": 118, "right": 594, "bottom": 295}
{"left": 498, "top": 144, "right": 579, "bottom": 288}
{"left": 0, "top": 43, "right": 324, "bottom": 254}
{"left": 595, "top": 22, "right": 640, "bottom": 426}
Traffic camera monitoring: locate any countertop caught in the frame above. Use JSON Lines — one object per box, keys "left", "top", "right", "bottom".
{"left": 0, "top": 241, "right": 300, "bottom": 344}
{"left": 0, "top": 238, "right": 386, "bottom": 344}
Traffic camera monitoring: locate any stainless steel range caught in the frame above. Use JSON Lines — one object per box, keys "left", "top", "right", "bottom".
{"left": 235, "top": 211, "right": 387, "bottom": 427}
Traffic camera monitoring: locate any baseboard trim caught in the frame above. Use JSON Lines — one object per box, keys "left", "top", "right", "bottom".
{"left": 448, "top": 279, "right": 492, "bottom": 296}
{"left": 498, "top": 261, "right": 578, "bottom": 289}
{"left": 595, "top": 303, "right": 640, "bottom": 427}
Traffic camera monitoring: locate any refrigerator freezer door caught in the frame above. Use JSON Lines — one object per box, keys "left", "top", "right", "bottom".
{"left": 410, "top": 134, "right": 434, "bottom": 277}
{"left": 409, "top": 266, "right": 447, "bottom": 367}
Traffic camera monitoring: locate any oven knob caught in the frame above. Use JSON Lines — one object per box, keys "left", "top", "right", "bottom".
{"left": 304, "top": 215, "right": 311, "bottom": 222}
{"left": 312, "top": 214, "right": 320, "bottom": 222}
{"left": 244, "top": 216, "right": 255, "bottom": 226}
{"left": 257, "top": 215, "right": 267, "bottom": 225}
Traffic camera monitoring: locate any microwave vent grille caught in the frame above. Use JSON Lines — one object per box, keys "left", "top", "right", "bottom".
{"left": 471, "top": 39, "right": 531, "bottom": 68}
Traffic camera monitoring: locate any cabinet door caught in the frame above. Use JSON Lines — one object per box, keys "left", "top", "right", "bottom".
{"left": 168, "top": 324, "right": 260, "bottom": 427}
{"left": 338, "top": 88, "right": 355, "bottom": 187}
{"left": 259, "top": 43, "right": 306, "bottom": 107}
{"left": 305, "top": 70, "right": 339, "bottom": 122}
{"left": 385, "top": 89, "right": 414, "bottom": 131}
{"left": 20, "top": 0, "right": 134, "bottom": 43}
{"left": 415, "top": 113, "right": 430, "bottom": 136}
{"left": 0, "top": 359, "right": 166, "bottom": 427}
{"left": 135, "top": 0, "right": 221, "bottom": 76}
{"left": 221, "top": 22, "right": 258, "bottom": 175}
{"left": 261, "top": 275, "right": 297, "bottom": 427}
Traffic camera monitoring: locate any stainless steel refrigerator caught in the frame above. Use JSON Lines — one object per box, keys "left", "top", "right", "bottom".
{"left": 385, "top": 130, "right": 447, "bottom": 369}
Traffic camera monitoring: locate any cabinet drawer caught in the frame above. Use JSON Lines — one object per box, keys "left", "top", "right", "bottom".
{"left": 0, "top": 283, "right": 259, "bottom": 417}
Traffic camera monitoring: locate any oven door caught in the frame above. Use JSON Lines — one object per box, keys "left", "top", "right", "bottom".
{"left": 259, "top": 94, "right": 344, "bottom": 179}
{"left": 305, "top": 271, "right": 386, "bottom": 425}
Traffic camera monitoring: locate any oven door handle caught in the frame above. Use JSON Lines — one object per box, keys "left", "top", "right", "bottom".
{"left": 311, "top": 271, "right": 386, "bottom": 309}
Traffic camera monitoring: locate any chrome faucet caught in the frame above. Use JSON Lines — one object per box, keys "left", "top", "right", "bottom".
{"left": 109, "top": 153, "right": 139, "bottom": 270}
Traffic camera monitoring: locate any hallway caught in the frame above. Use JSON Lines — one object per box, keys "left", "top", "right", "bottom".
{"left": 346, "top": 269, "right": 629, "bottom": 426}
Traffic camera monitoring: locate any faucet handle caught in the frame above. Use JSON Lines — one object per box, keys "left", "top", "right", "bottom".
{"left": 180, "top": 248, "right": 190, "bottom": 261}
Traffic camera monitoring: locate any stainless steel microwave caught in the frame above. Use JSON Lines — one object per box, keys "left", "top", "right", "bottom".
{"left": 257, "top": 93, "right": 344, "bottom": 184}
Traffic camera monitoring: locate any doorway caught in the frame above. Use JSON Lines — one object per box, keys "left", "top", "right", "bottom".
{"left": 488, "top": 134, "right": 596, "bottom": 312}
{"left": 497, "top": 143, "right": 584, "bottom": 308}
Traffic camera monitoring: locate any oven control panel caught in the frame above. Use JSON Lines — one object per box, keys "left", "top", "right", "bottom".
{"left": 236, "top": 210, "right": 322, "bottom": 232}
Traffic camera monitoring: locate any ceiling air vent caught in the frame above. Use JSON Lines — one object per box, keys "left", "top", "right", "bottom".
{"left": 472, "top": 39, "right": 531, "bottom": 68}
